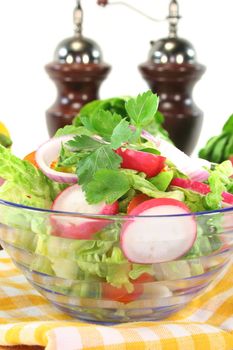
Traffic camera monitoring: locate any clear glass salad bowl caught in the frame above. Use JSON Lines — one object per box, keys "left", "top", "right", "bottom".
{"left": 0, "top": 199, "right": 233, "bottom": 324}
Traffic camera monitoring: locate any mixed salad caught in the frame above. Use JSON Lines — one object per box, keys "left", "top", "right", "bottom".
{"left": 0, "top": 91, "right": 233, "bottom": 304}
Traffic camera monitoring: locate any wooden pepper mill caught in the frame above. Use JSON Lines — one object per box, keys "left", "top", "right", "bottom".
{"left": 45, "top": 0, "right": 111, "bottom": 137}
{"left": 139, "top": 0, "right": 206, "bottom": 154}
{"left": 98, "top": 0, "right": 205, "bottom": 155}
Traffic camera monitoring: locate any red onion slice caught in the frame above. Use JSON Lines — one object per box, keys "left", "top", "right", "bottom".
{"left": 36, "top": 135, "right": 78, "bottom": 183}
{"left": 141, "top": 130, "right": 210, "bottom": 182}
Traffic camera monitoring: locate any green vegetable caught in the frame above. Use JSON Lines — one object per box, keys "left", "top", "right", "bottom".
{"left": 223, "top": 114, "right": 233, "bottom": 133}
{"left": 125, "top": 91, "right": 159, "bottom": 129}
{"left": 129, "top": 264, "right": 154, "bottom": 280}
{"left": 150, "top": 171, "right": 174, "bottom": 191}
{"left": 55, "top": 125, "right": 92, "bottom": 138}
{"left": 224, "top": 134, "right": 233, "bottom": 160}
{"left": 61, "top": 91, "right": 168, "bottom": 200}
{"left": 125, "top": 171, "right": 184, "bottom": 201}
{"left": 178, "top": 188, "right": 206, "bottom": 212}
{"left": 0, "top": 145, "right": 64, "bottom": 208}
{"left": 210, "top": 134, "right": 228, "bottom": 164}
{"left": 81, "top": 110, "right": 122, "bottom": 140}
{"left": 199, "top": 114, "right": 233, "bottom": 163}
{"left": 204, "top": 161, "right": 233, "bottom": 210}
{"left": 67, "top": 135, "right": 103, "bottom": 151}
{"left": 77, "top": 145, "right": 122, "bottom": 189}
{"left": 0, "top": 134, "right": 12, "bottom": 148}
{"left": 73, "top": 94, "right": 170, "bottom": 141}
{"left": 86, "top": 169, "right": 130, "bottom": 204}
{"left": 110, "top": 119, "right": 134, "bottom": 150}
{"left": 74, "top": 97, "right": 128, "bottom": 126}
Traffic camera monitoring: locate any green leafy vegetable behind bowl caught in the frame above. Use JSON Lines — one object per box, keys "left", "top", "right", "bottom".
{"left": 199, "top": 114, "right": 233, "bottom": 164}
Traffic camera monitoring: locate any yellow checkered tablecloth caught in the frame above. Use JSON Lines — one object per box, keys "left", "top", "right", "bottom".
{"left": 0, "top": 250, "right": 233, "bottom": 350}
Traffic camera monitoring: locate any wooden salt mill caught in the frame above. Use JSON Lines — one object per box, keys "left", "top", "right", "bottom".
{"left": 139, "top": 0, "right": 206, "bottom": 154}
{"left": 45, "top": 1, "right": 111, "bottom": 137}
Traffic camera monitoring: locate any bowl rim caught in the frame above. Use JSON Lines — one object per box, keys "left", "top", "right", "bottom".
{"left": 1, "top": 198, "right": 233, "bottom": 219}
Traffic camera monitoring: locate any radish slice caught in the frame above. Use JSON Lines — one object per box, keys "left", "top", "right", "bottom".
{"left": 0, "top": 178, "right": 4, "bottom": 186}
{"left": 51, "top": 184, "right": 119, "bottom": 239}
{"left": 116, "top": 148, "right": 166, "bottom": 178}
{"left": 171, "top": 178, "right": 233, "bottom": 206}
{"left": 141, "top": 130, "right": 210, "bottom": 182}
{"left": 121, "top": 198, "right": 197, "bottom": 264}
{"left": 36, "top": 135, "right": 77, "bottom": 183}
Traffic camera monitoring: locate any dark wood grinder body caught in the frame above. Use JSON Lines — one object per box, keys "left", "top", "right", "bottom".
{"left": 46, "top": 63, "right": 110, "bottom": 137}
{"left": 139, "top": 62, "right": 205, "bottom": 155}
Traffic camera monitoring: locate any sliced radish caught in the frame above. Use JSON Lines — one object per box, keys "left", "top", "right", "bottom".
{"left": 36, "top": 135, "right": 77, "bottom": 183}
{"left": 141, "top": 130, "right": 211, "bottom": 182}
{"left": 171, "top": 178, "right": 233, "bottom": 206}
{"left": 116, "top": 148, "right": 166, "bottom": 178}
{"left": 121, "top": 198, "right": 197, "bottom": 264}
{"left": 0, "top": 177, "right": 4, "bottom": 186}
{"left": 51, "top": 184, "right": 119, "bottom": 239}
{"left": 171, "top": 178, "right": 233, "bottom": 247}
{"left": 171, "top": 178, "right": 210, "bottom": 195}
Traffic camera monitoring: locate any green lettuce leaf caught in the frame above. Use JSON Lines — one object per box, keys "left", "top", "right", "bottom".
{"left": 125, "top": 171, "right": 184, "bottom": 202}
{"left": 129, "top": 264, "right": 154, "bottom": 280}
{"left": 205, "top": 161, "right": 233, "bottom": 210}
{"left": 0, "top": 145, "right": 64, "bottom": 208}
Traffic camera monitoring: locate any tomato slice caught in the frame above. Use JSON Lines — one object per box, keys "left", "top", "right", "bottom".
{"left": 133, "top": 272, "right": 155, "bottom": 283}
{"left": 102, "top": 283, "right": 143, "bottom": 304}
{"left": 127, "top": 194, "right": 150, "bottom": 214}
{"left": 116, "top": 148, "right": 166, "bottom": 178}
{"left": 102, "top": 273, "right": 154, "bottom": 303}
{"left": 23, "top": 151, "right": 38, "bottom": 168}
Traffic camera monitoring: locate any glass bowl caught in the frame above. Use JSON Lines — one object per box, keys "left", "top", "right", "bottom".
{"left": 0, "top": 199, "right": 232, "bottom": 324}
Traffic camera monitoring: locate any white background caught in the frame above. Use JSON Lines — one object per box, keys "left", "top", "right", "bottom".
{"left": 0, "top": 0, "right": 232, "bottom": 157}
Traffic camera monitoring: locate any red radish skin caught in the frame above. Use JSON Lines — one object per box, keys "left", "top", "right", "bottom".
{"left": 51, "top": 184, "right": 119, "bottom": 239}
{"left": 171, "top": 178, "right": 233, "bottom": 206}
{"left": 121, "top": 198, "right": 197, "bottom": 264}
{"left": 171, "top": 178, "right": 210, "bottom": 195}
{"left": 116, "top": 148, "right": 166, "bottom": 178}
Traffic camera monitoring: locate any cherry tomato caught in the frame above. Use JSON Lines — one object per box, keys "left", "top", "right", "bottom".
{"left": 23, "top": 151, "right": 38, "bottom": 168}
{"left": 116, "top": 148, "right": 166, "bottom": 178}
{"left": 127, "top": 194, "right": 150, "bottom": 214}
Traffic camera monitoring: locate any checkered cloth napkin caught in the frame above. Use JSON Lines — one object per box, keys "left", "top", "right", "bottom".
{"left": 0, "top": 250, "right": 233, "bottom": 350}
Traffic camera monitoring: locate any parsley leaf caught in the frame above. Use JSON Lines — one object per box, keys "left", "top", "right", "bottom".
{"left": 86, "top": 169, "right": 130, "bottom": 204}
{"left": 125, "top": 91, "right": 159, "bottom": 128}
{"left": 67, "top": 135, "right": 103, "bottom": 151}
{"left": 55, "top": 125, "right": 92, "bottom": 137}
{"left": 81, "top": 110, "right": 122, "bottom": 141}
{"left": 77, "top": 145, "right": 122, "bottom": 188}
{"left": 110, "top": 119, "right": 134, "bottom": 149}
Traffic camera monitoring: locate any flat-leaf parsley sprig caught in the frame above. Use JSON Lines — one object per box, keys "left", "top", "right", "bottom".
{"left": 59, "top": 91, "right": 160, "bottom": 202}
